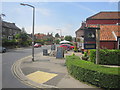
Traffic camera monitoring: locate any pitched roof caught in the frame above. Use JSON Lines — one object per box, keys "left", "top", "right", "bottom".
{"left": 87, "top": 12, "right": 120, "bottom": 20}
{"left": 35, "top": 34, "right": 46, "bottom": 39}
{"left": 87, "top": 25, "right": 120, "bottom": 41}
{"left": 2, "top": 21, "right": 21, "bottom": 30}
{"left": 75, "top": 22, "right": 86, "bottom": 33}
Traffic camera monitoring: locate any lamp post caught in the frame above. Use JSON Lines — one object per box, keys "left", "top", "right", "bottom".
{"left": 20, "top": 3, "right": 35, "bottom": 62}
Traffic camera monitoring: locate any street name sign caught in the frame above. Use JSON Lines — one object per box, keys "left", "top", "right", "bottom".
{"left": 84, "top": 44, "right": 96, "bottom": 49}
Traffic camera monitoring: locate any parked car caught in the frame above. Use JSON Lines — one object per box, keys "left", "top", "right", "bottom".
{"left": 59, "top": 44, "right": 74, "bottom": 51}
{"left": 34, "top": 43, "right": 42, "bottom": 48}
{"left": 0, "top": 47, "right": 6, "bottom": 53}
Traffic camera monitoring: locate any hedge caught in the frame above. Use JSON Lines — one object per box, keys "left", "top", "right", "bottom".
{"left": 89, "top": 49, "right": 120, "bottom": 65}
{"left": 66, "top": 55, "right": 120, "bottom": 88}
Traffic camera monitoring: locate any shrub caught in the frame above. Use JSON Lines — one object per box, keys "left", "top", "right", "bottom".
{"left": 89, "top": 49, "right": 120, "bottom": 65}
{"left": 2, "top": 39, "right": 17, "bottom": 47}
{"left": 66, "top": 55, "right": 120, "bottom": 88}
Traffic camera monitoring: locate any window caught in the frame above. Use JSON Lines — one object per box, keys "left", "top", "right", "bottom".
{"left": 8, "top": 36, "right": 13, "bottom": 40}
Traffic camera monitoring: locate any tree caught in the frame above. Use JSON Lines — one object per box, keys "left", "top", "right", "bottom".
{"left": 21, "top": 27, "right": 27, "bottom": 34}
{"left": 55, "top": 33, "right": 60, "bottom": 38}
{"left": 14, "top": 33, "right": 28, "bottom": 46}
{"left": 65, "top": 35, "right": 72, "bottom": 42}
{"left": 54, "top": 39, "right": 60, "bottom": 44}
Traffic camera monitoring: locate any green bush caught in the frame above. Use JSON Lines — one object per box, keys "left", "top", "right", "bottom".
{"left": 2, "top": 39, "right": 17, "bottom": 47}
{"left": 66, "top": 55, "right": 120, "bottom": 88}
{"left": 89, "top": 49, "right": 120, "bottom": 65}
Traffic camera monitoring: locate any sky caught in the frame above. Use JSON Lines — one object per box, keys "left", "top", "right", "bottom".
{"left": 1, "top": 0, "right": 119, "bottom": 37}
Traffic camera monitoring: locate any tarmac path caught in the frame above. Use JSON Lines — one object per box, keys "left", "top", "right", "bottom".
{"left": 2, "top": 45, "right": 51, "bottom": 89}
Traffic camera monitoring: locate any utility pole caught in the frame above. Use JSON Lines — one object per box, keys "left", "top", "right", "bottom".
{"left": 96, "top": 25, "right": 100, "bottom": 64}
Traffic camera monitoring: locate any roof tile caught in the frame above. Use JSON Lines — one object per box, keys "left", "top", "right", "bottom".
{"left": 87, "top": 25, "right": 120, "bottom": 41}
{"left": 87, "top": 12, "right": 120, "bottom": 19}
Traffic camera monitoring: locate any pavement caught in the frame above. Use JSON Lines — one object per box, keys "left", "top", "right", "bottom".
{"left": 11, "top": 50, "right": 101, "bottom": 89}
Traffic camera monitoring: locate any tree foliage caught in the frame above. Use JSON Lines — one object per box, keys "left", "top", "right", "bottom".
{"left": 65, "top": 35, "right": 72, "bottom": 41}
{"left": 54, "top": 39, "right": 60, "bottom": 44}
{"left": 55, "top": 33, "right": 60, "bottom": 38}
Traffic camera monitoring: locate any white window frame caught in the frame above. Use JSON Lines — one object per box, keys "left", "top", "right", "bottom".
{"left": 8, "top": 36, "right": 13, "bottom": 40}
{"left": 118, "top": 38, "right": 120, "bottom": 49}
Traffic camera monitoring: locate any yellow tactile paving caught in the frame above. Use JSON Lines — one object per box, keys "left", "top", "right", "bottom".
{"left": 26, "top": 71, "right": 58, "bottom": 84}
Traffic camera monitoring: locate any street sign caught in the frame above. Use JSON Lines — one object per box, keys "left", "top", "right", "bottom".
{"left": 84, "top": 27, "right": 98, "bottom": 49}
{"left": 84, "top": 26, "right": 100, "bottom": 64}
{"left": 84, "top": 44, "right": 96, "bottom": 49}
{"left": 84, "top": 28, "right": 96, "bottom": 42}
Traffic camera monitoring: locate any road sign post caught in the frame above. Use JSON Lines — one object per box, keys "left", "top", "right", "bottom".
{"left": 84, "top": 26, "right": 100, "bottom": 64}
{"left": 96, "top": 26, "right": 100, "bottom": 64}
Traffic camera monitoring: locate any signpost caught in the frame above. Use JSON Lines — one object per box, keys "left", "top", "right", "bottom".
{"left": 84, "top": 28, "right": 96, "bottom": 42}
{"left": 84, "top": 27, "right": 96, "bottom": 49}
{"left": 84, "top": 44, "right": 96, "bottom": 49}
{"left": 84, "top": 26, "right": 100, "bottom": 64}
{"left": 96, "top": 27, "right": 100, "bottom": 64}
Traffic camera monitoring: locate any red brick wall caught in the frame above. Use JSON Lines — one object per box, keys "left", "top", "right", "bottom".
{"left": 86, "top": 19, "right": 119, "bottom": 24}
{"left": 100, "top": 41, "right": 118, "bottom": 49}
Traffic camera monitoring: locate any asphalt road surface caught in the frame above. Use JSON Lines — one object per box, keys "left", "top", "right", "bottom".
{"left": 2, "top": 45, "right": 50, "bottom": 88}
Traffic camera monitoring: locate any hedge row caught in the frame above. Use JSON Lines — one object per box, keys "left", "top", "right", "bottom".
{"left": 89, "top": 49, "right": 120, "bottom": 65}
{"left": 2, "top": 40, "right": 32, "bottom": 47}
{"left": 66, "top": 55, "right": 120, "bottom": 88}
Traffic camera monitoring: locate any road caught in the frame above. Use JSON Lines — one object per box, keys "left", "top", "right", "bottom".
{"left": 2, "top": 45, "right": 50, "bottom": 88}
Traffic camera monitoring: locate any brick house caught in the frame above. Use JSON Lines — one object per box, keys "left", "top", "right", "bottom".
{"left": 75, "top": 22, "right": 85, "bottom": 38}
{"left": 75, "top": 22, "right": 86, "bottom": 48}
{"left": 88, "top": 24, "right": 120, "bottom": 49}
{"left": 75, "top": 11, "right": 120, "bottom": 49}
{"left": 100, "top": 25, "right": 120, "bottom": 49}
{"left": 35, "top": 33, "right": 55, "bottom": 44}
{"left": 86, "top": 11, "right": 120, "bottom": 49}
{"left": 2, "top": 21, "right": 21, "bottom": 40}
{"left": 86, "top": 12, "right": 120, "bottom": 25}
{"left": 35, "top": 33, "right": 46, "bottom": 40}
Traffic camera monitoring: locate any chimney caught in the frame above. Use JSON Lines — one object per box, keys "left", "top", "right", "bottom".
{"left": 81, "top": 21, "right": 86, "bottom": 27}
{"left": 12, "top": 23, "right": 15, "bottom": 25}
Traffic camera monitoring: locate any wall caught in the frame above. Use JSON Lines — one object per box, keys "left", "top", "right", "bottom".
{"left": 86, "top": 19, "right": 119, "bottom": 24}
{"left": 100, "top": 41, "right": 118, "bottom": 49}
{"left": 76, "top": 30, "right": 84, "bottom": 37}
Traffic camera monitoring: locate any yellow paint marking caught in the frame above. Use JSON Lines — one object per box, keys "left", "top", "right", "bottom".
{"left": 26, "top": 71, "right": 58, "bottom": 84}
